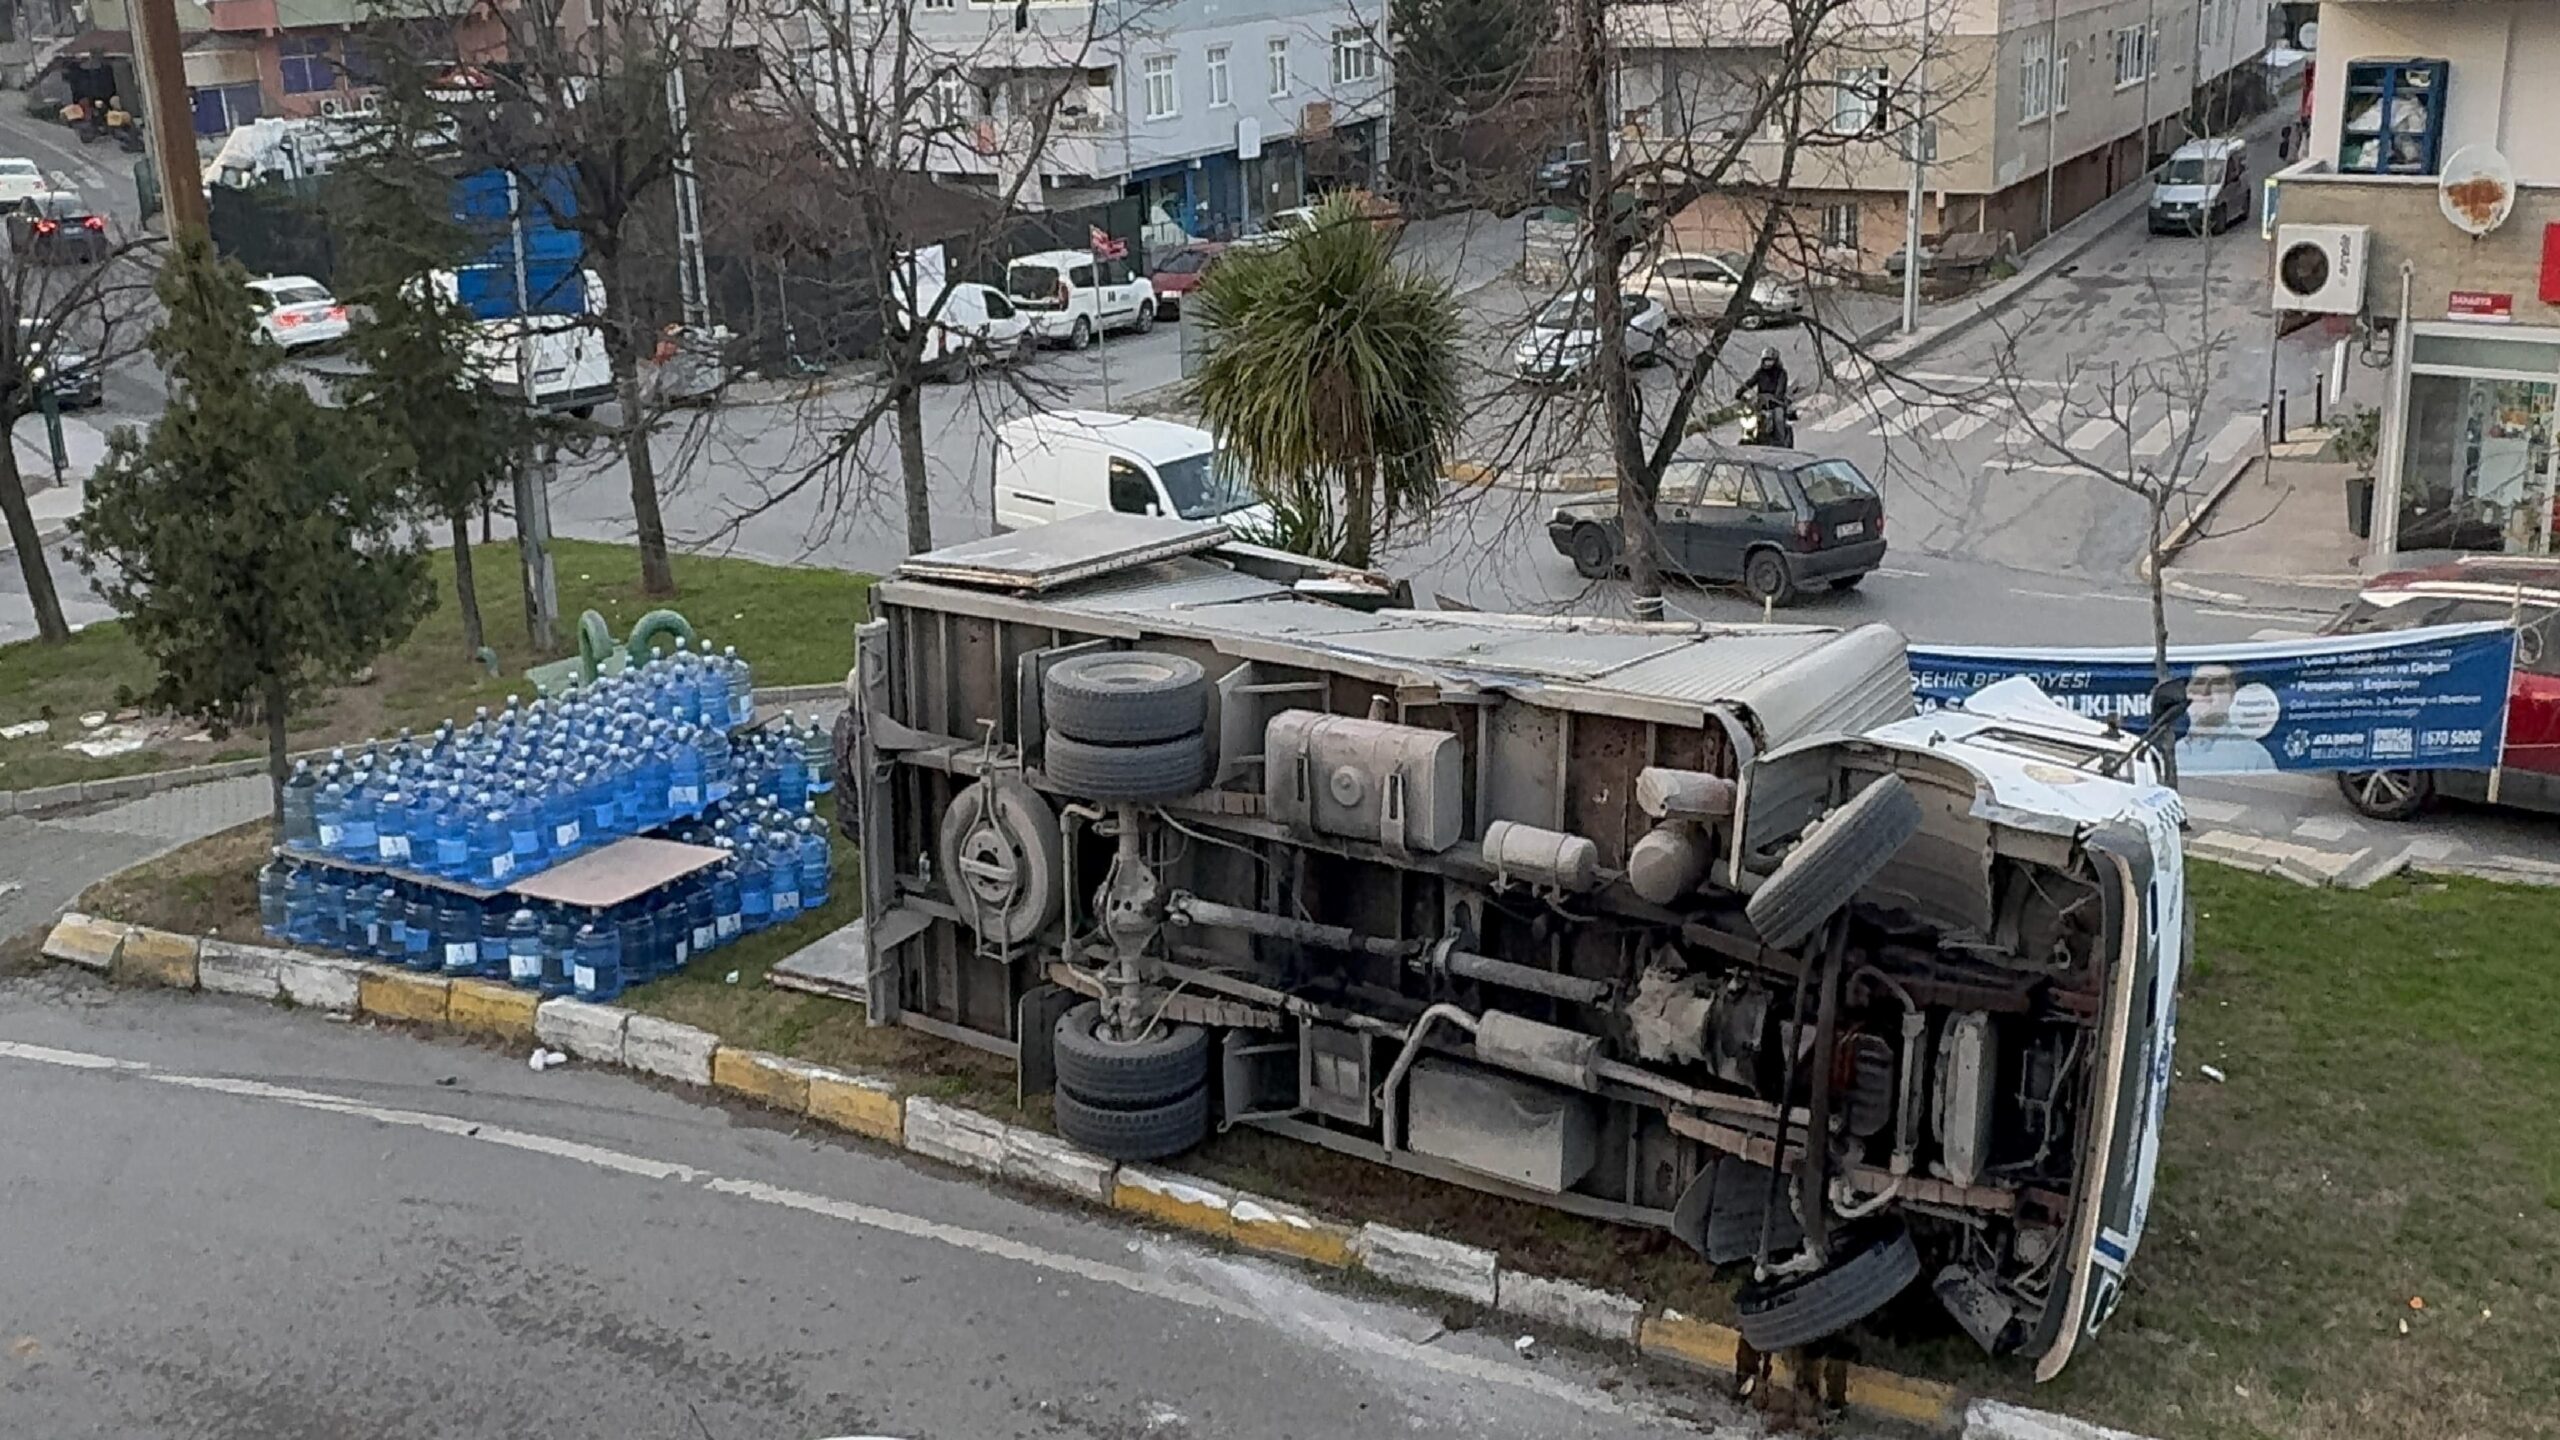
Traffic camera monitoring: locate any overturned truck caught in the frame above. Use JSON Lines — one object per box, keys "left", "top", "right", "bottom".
{"left": 847, "top": 515, "right": 2187, "bottom": 1376}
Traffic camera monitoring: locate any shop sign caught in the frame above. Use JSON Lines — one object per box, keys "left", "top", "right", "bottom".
{"left": 2448, "top": 290, "right": 2514, "bottom": 322}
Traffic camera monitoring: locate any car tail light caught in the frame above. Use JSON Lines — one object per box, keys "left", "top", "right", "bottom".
{"left": 1873, "top": 512, "right": 1885, "bottom": 537}
{"left": 1795, "top": 519, "right": 1822, "bottom": 551}
{"left": 81, "top": 216, "right": 102, "bottom": 231}
{"left": 327, "top": 305, "right": 347, "bottom": 320}
{"left": 33, "top": 219, "right": 55, "bottom": 235}
{"left": 276, "top": 311, "right": 304, "bottom": 327}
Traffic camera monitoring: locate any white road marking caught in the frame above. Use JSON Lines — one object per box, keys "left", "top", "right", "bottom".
{"left": 2130, "top": 416, "right": 2177, "bottom": 456}
{"left": 1931, "top": 410, "right": 1994, "bottom": 442}
{"left": 1809, "top": 396, "right": 1890, "bottom": 433}
{"left": 2205, "top": 413, "right": 2261, "bottom": 464}
{"left": 1906, "top": 371, "right": 2072, "bottom": 391}
{"left": 2064, "top": 417, "right": 2120, "bottom": 453}
{"left": 0, "top": 1038, "right": 1662, "bottom": 1421}
{"left": 2291, "top": 816, "right": 2357, "bottom": 843}
{"left": 2010, "top": 587, "right": 2145, "bottom": 605}
{"left": 2179, "top": 797, "right": 2248, "bottom": 824}
{"left": 1992, "top": 400, "right": 2066, "bottom": 453}
{"left": 1871, "top": 565, "right": 1931, "bottom": 579}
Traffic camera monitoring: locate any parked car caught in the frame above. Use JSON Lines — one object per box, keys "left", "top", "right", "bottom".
{"left": 913, "top": 280, "right": 1032, "bottom": 378}
{"left": 1537, "top": 140, "right": 1590, "bottom": 196}
{"left": 0, "top": 157, "right": 48, "bottom": 205}
{"left": 5, "top": 191, "right": 105, "bottom": 264}
{"left": 990, "top": 409, "right": 1267, "bottom": 532}
{"left": 1513, "top": 289, "right": 1669, "bottom": 382}
{"left": 1004, "top": 248, "right": 1157, "bottom": 351}
{"left": 2326, "top": 558, "right": 2560, "bottom": 819}
{"left": 18, "top": 318, "right": 102, "bottom": 410}
{"left": 1627, "top": 250, "right": 1805, "bottom": 327}
{"left": 247, "top": 275, "right": 350, "bottom": 350}
{"left": 1547, "top": 441, "right": 1886, "bottom": 603}
{"left": 1256, "top": 190, "right": 1402, "bottom": 243}
{"left": 2148, "top": 136, "right": 2251, "bottom": 236}
{"left": 1147, "top": 242, "right": 1226, "bottom": 317}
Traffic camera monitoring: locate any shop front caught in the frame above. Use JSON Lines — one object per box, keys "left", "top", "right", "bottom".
{"left": 2377, "top": 323, "right": 2560, "bottom": 560}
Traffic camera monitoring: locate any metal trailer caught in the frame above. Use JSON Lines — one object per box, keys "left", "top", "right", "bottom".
{"left": 846, "top": 514, "right": 2188, "bottom": 1377}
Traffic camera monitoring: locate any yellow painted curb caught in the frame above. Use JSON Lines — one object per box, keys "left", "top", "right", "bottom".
{"left": 1637, "top": 1310, "right": 1744, "bottom": 1378}
{"left": 713, "top": 1047, "right": 815, "bottom": 1113}
{"left": 1111, "top": 1167, "right": 1235, "bottom": 1240}
{"left": 1841, "top": 1362, "right": 1963, "bottom": 1429}
{"left": 359, "top": 967, "right": 452, "bottom": 1025}
{"left": 41, "top": 914, "right": 128, "bottom": 971}
{"left": 114, "top": 927, "right": 200, "bottom": 989}
{"left": 1230, "top": 1194, "right": 1356, "bottom": 1268}
{"left": 447, "top": 979, "right": 540, "bottom": 1041}
{"left": 806, "top": 1070, "right": 903, "bottom": 1144}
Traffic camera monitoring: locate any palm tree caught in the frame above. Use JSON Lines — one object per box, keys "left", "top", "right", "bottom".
{"left": 1187, "top": 196, "right": 1463, "bottom": 569}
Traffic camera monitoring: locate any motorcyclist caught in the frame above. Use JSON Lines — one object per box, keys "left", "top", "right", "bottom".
{"left": 1737, "top": 348, "right": 1793, "bottom": 445}
{"left": 1738, "top": 348, "right": 1791, "bottom": 407}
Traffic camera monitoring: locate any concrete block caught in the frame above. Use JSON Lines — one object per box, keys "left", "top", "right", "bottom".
{"left": 114, "top": 927, "right": 201, "bottom": 989}
{"left": 19, "top": 782, "right": 82, "bottom": 812}
{"left": 41, "top": 913, "right": 128, "bottom": 971}
{"left": 1111, "top": 1166, "right": 1235, "bottom": 1239}
{"left": 1229, "top": 1193, "right": 1356, "bottom": 1268}
{"left": 447, "top": 980, "right": 541, "bottom": 1041}
{"left": 621, "top": 1014, "right": 717, "bottom": 1087}
{"left": 712, "top": 1047, "right": 817, "bottom": 1113}
{"left": 806, "top": 1070, "right": 903, "bottom": 1143}
{"left": 1637, "top": 1310, "right": 1744, "bottom": 1378}
{"left": 902, "top": 1096, "right": 1008, "bottom": 1175}
{"left": 1842, "top": 1364, "right": 1963, "bottom": 1430}
{"left": 1495, "top": 1270, "right": 1644, "bottom": 1345}
{"left": 1352, "top": 1223, "right": 1497, "bottom": 1308}
{"left": 358, "top": 967, "right": 451, "bottom": 1025}
{"left": 276, "top": 953, "right": 365, "bottom": 1013}
{"left": 1000, "top": 1126, "right": 1116, "bottom": 1202}
{"left": 81, "top": 774, "right": 154, "bottom": 803}
{"left": 0, "top": 787, "right": 17, "bottom": 815}
{"left": 534, "top": 998, "right": 629, "bottom": 1065}
{"left": 196, "top": 939, "right": 284, "bottom": 1000}
{"left": 1962, "top": 1399, "right": 2161, "bottom": 1440}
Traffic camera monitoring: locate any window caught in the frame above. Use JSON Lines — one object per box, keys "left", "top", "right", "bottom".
{"left": 2020, "top": 33, "right": 2051, "bottom": 122}
{"left": 1820, "top": 202, "right": 1859, "bottom": 250}
{"left": 2113, "top": 26, "right": 2151, "bottom": 87}
{"left": 279, "top": 35, "right": 334, "bottom": 95}
{"left": 923, "top": 0, "right": 954, "bottom": 10}
{"left": 1698, "top": 464, "right": 1767, "bottom": 508}
{"left": 1108, "top": 459, "right": 1158, "bottom": 515}
{"left": 1143, "top": 53, "right": 1177, "bottom": 119}
{"left": 931, "top": 71, "right": 970, "bottom": 123}
{"left": 1832, "top": 66, "right": 1887, "bottom": 134}
{"left": 1267, "top": 36, "right": 1291, "bottom": 96}
{"left": 1794, "top": 459, "right": 1877, "bottom": 505}
{"left": 1206, "top": 44, "right": 1231, "bottom": 106}
{"left": 1331, "top": 27, "right": 1377, "bottom": 84}
{"left": 2055, "top": 43, "right": 2071, "bottom": 110}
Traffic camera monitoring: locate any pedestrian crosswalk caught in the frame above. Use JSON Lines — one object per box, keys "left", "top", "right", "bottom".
{"left": 1790, "top": 379, "right": 2263, "bottom": 475}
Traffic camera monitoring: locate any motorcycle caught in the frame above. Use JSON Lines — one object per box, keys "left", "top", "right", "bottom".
{"left": 1738, "top": 391, "right": 1798, "bottom": 447}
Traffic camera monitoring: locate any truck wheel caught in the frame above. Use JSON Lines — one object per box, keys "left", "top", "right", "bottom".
{"left": 1053, "top": 1083, "right": 1209, "bottom": 1161}
{"left": 1569, "top": 525, "right": 1616, "bottom": 580}
{"left": 1042, "top": 730, "right": 1208, "bottom": 803}
{"left": 1703, "top": 1157, "right": 1805, "bottom": 1264}
{"left": 1736, "top": 1222, "right": 1921, "bottom": 1353}
{"left": 1043, "top": 650, "right": 1207, "bottom": 744}
{"left": 1068, "top": 316, "right": 1093, "bottom": 351}
{"left": 1053, "top": 1001, "right": 1209, "bottom": 1106}
{"left": 1745, "top": 772, "right": 1921, "bottom": 951}
{"left": 937, "top": 775, "right": 1065, "bottom": 946}
{"left": 1742, "top": 548, "right": 1796, "bottom": 606}
{"left": 2337, "top": 768, "right": 2432, "bottom": 821}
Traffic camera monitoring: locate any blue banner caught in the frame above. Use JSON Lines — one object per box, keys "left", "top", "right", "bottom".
{"left": 1909, "top": 624, "right": 2517, "bottom": 775}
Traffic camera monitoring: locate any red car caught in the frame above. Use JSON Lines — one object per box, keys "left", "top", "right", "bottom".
{"left": 2327, "top": 557, "right": 2560, "bottom": 819}
{"left": 1147, "top": 242, "right": 1225, "bottom": 317}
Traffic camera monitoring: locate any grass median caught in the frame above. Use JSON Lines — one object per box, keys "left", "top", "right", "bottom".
{"left": 1, "top": 540, "right": 871, "bottom": 793}
{"left": 55, "top": 826, "right": 2560, "bottom": 1440}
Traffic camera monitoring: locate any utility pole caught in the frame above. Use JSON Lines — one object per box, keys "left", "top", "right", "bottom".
{"left": 1899, "top": 12, "right": 1928, "bottom": 336}
{"left": 506, "top": 170, "right": 558, "bottom": 651}
{"left": 2039, "top": 0, "right": 2059, "bottom": 237}
{"left": 128, "top": 0, "right": 205, "bottom": 238}
{"left": 667, "top": 64, "right": 709, "bottom": 331}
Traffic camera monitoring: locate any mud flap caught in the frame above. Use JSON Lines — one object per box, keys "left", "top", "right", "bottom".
{"left": 1016, "top": 983, "right": 1080, "bottom": 1104}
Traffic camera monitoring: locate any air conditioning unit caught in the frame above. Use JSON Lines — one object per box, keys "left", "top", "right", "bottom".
{"left": 2272, "top": 223, "right": 2370, "bottom": 315}
{"left": 316, "top": 96, "right": 345, "bottom": 118}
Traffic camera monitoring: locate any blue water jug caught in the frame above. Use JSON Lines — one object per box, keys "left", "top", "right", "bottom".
{"left": 314, "top": 868, "right": 349, "bottom": 949}
{"left": 505, "top": 906, "right": 544, "bottom": 989}
{"left": 776, "top": 725, "right": 810, "bottom": 813}
{"left": 430, "top": 785, "right": 469, "bottom": 876}
{"left": 408, "top": 788, "right": 447, "bottom": 872}
{"left": 618, "top": 905, "right": 654, "bottom": 983}
{"left": 402, "top": 892, "right": 440, "bottom": 972}
{"left": 282, "top": 761, "right": 320, "bottom": 851}
{"left": 473, "top": 798, "right": 517, "bottom": 886}
{"left": 806, "top": 718, "right": 836, "bottom": 797}
{"left": 583, "top": 766, "right": 618, "bottom": 843}
{"left": 477, "top": 900, "right": 510, "bottom": 977}
{"left": 537, "top": 908, "right": 576, "bottom": 998}
{"left": 375, "top": 790, "right": 414, "bottom": 867}
{"left": 259, "top": 852, "right": 292, "bottom": 939}
{"left": 439, "top": 896, "right": 479, "bottom": 976}
{"left": 686, "top": 876, "right": 716, "bottom": 958}
{"left": 572, "top": 919, "right": 623, "bottom": 1002}
{"left": 738, "top": 841, "right": 773, "bottom": 933}
{"left": 712, "top": 859, "right": 743, "bottom": 945}
{"left": 724, "top": 645, "right": 753, "bottom": 727}
{"left": 508, "top": 782, "right": 543, "bottom": 870}
{"left": 345, "top": 883, "right": 381, "bottom": 957}
{"left": 340, "top": 785, "right": 379, "bottom": 863}
{"left": 797, "top": 821, "right": 831, "bottom": 911}
{"left": 767, "top": 833, "right": 802, "bottom": 925}
{"left": 543, "top": 775, "right": 584, "bottom": 861}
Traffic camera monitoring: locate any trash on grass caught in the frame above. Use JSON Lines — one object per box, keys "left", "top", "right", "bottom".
{"left": 2199, "top": 1063, "right": 2227, "bottom": 1083}
{"left": 528, "top": 1048, "right": 569, "bottom": 1072}
{"left": 725, "top": 969, "right": 739, "bottom": 984}
{"left": 1513, "top": 1335, "right": 1536, "bottom": 1356}
{"left": 0, "top": 719, "right": 47, "bottom": 740}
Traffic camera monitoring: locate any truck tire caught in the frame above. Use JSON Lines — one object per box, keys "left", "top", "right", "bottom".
{"left": 1053, "top": 1082, "right": 1210, "bottom": 1161}
{"left": 1735, "top": 1221, "right": 1922, "bottom": 1353}
{"left": 1745, "top": 772, "right": 1921, "bottom": 951}
{"left": 1053, "top": 1001, "right": 1210, "bottom": 1106}
{"left": 937, "top": 776, "right": 1065, "bottom": 946}
{"left": 1043, "top": 730, "right": 1208, "bottom": 803}
{"left": 1043, "top": 651, "right": 1208, "bottom": 744}
{"left": 1703, "top": 1157, "right": 1805, "bottom": 1264}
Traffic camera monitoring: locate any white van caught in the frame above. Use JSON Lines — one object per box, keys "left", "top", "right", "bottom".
{"left": 1003, "top": 249, "right": 1157, "bottom": 351}
{"left": 992, "top": 410, "right": 1267, "bottom": 533}
{"left": 913, "top": 280, "right": 1033, "bottom": 377}
{"left": 426, "top": 265, "right": 615, "bottom": 417}
{"left": 2148, "top": 137, "right": 2250, "bottom": 235}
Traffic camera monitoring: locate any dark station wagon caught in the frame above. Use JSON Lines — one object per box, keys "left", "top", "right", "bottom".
{"left": 1548, "top": 442, "right": 1887, "bottom": 604}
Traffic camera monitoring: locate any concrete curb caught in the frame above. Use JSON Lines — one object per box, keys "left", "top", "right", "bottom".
{"left": 44, "top": 915, "right": 2155, "bottom": 1440}
{"left": 2143, "top": 451, "right": 2260, "bottom": 581}
{"left": 0, "top": 685, "right": 849, "bottom": 816}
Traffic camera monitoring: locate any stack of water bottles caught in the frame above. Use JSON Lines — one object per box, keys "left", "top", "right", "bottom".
{"left": 257, "top": 638, "right": 843, "bottom": 1007}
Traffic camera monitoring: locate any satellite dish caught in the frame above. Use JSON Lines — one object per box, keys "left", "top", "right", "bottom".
{"left": 2297, "top": 19, "right": 2318, "bottom": 49}
{"left": 2439, "top": 144, "right": 2516, "bottom": 236}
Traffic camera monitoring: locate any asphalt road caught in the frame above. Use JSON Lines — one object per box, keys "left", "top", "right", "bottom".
{"left": 0, "top": 974, "right": 1820, "bottom": 1440}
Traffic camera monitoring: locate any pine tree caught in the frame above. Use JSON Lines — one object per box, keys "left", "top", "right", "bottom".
{"left": 74, "top": 236, "right": 432, "bottom": 822}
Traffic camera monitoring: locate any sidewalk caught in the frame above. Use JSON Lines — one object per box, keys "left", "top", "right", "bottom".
{"left": 18, "top": 409, "right": 109, "bottom": 544}
{"left": 2167, "top": 451, "right": 2366, "bottom": 590}
{"left": 0, "top": 776, "right": 269, "bottom": 946}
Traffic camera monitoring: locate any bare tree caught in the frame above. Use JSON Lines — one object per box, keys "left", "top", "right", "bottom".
{"left": 0, "top": 220, "right": 162, "bottom": 644}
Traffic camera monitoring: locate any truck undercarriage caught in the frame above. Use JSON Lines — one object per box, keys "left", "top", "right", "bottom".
{"left": 848, "top": 516, "right": 2185, "bottom": 1376}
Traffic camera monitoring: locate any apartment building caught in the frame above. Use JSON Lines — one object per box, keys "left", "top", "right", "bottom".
{"left": 2272, "top": 0, "right": 2560, "bottom": 563}
{"left": 85, "top": 0, "right": 415, "bottom": 135}
{"left": 1610, "top": 0, "right": 2267, "bottom": 273}
{"left": 876, "top": 0, "right": 1391, "bottom": 237}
